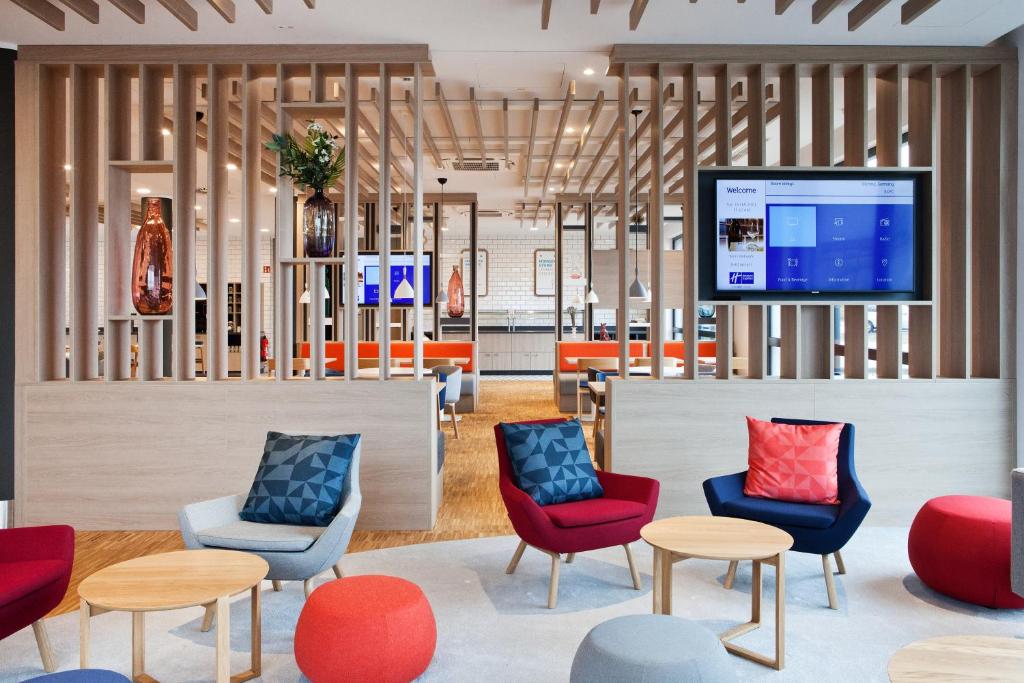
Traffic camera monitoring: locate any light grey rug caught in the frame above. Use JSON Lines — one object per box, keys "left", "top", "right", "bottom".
{"left": 1, "top": 528, "right": 1023, "bottom": 682}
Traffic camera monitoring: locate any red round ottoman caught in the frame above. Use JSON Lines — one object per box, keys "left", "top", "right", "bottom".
{"left": 295, "top": 575, "right": 437, "bottom": 682}
{"left": 908, "top": 495, "right": 1024, "bottom": 609}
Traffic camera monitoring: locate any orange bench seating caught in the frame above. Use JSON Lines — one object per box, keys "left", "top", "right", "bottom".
{"left": 299, "top": 340, "right": 475, "bottom": 374}
{"left": 556, "top": 341, "right": 717, "bottom": 372}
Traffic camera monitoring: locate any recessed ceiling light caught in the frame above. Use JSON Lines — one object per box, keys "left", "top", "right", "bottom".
{"left": 441, "top": 227, "right": 449, "bottom": 232}
{"left": 161, "top": 128, "right": 171, "bottom": 136}
{"left": 194, "top": 204, "right": 202, "bottom": 211}
{"left": 530, "top": 226, "right": 539, "bottom": 231}
{"left": 276, "top": 24, "right": 294, "bottom": 30}
{"left": 260, "top": 228, "right": 270, "bottom": 233}
{"left": 226, "top": 163, "right": 238, "bottom": 171}
{"left": 565, "top": 127, "right": 575, "bottom": 134}
{"left": 554, "top": 162, "right": 563, "bottom": 168}
{"left": 63, "top": 163, "right": 72, "bottom": 171}
{"left": 549, "top": 186, "right": 557, "bottom": 192}
{"left": 583, "top": 67, "right": 595, "bottom": 76}
{"left": 136, "top": 187, "right": 151, "bottom": 195}
{"left": 229, "top": 218, "right": 240, "bottom": 224}
{"left": 269, "top": 187, "right": 278, "bottom": 194}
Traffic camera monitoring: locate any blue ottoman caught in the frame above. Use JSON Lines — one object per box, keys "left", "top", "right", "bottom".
{"left": 27, "top": 671, "right": 130, "bottom": 682}
{"left": 571, "top": 615, "right": 737, "bottom": 682}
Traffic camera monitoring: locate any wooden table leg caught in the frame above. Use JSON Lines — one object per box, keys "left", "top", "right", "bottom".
{"left": 775, "top": 552, "right": 786, "bottom": 671}
{"left": 132, "top": 612, "right": 145, "bottom": 680}
{"left": 660, "top": 550, "right": 673, "bottom": 616}
{"left": 215, "top": 596, "right": 230, "bottom": 683}
{"left": 652, "top": 548, "right": 663, "bottom": 614}
{"left": 751, "top": 560, "right": 762, "bottom": 625}
{"left": 250, "top": 585, "right": 262, "bottom": 676}
{"left": 79, "top": 599, "right": 90, "bottom": 669}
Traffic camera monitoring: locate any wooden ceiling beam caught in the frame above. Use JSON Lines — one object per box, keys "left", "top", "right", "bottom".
{"left": 577, "top": 88, "right": 636, "bottom": 193}
{"left": 10, "top": 0, "right": 65, "bottom": 29}
{"left": 775, "top": 0, "right": 797, "bottom": 13}
{"left": 109, "top": 0, "right": 144, "bottom": 22}
{"left": 205, "top": 0, "right": 235, "bottom": 22}
{"left": 540, "top": 81, "right": 576, "bottom": 198}
{"left": 468, "top": 88, "right": 488, "bottom": 161}
{"left": 901, "top": 0, "right": 940, "bottom": 24}
{"left": 628, "top": 0, "right": 648, "bottom": 30}
{"left": 434, "top": 83, "right": 466, "bottom": 165}
{"left": 253, "top": 0, "right": 271, "bottom": 13}
{"left": 403, "top": 91, "right": 444, "bottom": 170}
{"left": 811, "top": 0, "right": 844, "bottom": 23}
{"left": 303, "top": 0, "right": 314, "bottom": 6}
{"left": 56, "top": 0, "right": 98, "bottom": 23}
{"left": 522, "top": 98, "right": 540, "bottom": 198}
{"left": 849, "top": 0, "right": 892, "bottom": 30}
{"left": 154, "top": 0, "right": 198, "bottom": 30}
{"left": 560, "top": 90, "right": 604, "bottom": 191}
{"left": 541, "top": 0, "right": 551, "bottom": 29}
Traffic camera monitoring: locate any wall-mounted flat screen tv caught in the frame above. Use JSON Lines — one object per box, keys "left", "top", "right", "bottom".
{"left": 354, "top": 251, "right": 432, "bottom": 306}
{"left": 697, "top": 168, "right": 931, "bottom": 302}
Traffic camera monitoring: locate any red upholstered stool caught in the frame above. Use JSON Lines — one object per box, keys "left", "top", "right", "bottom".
{"left": 908, "top": 495, "right": 1024, "bottom": 609}
{"left": 294, "top": 575, "right": 436, "bottom": 683}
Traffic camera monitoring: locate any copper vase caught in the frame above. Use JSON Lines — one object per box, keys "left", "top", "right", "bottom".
{"left": 132, "top": 197, "right": 173, "bottom": 315}
{"left": 446, "top": 265, "right": 465, "bottom": 319}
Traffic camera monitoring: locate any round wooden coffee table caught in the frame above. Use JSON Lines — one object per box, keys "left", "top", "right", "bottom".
{"left": 888, "top": 635, "right": 1024, "bottom": 682}
{"left": 78, "top": 549, "right": 269, "bottom": 683}
{"left": 641, "top": 516, "right": 794, "bottom": 671}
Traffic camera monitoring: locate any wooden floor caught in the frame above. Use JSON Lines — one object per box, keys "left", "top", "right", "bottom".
{"left": 50, "top": 378, "right": 568, "bottom": 617}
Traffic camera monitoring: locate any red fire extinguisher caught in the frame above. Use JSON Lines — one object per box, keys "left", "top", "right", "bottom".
{"left": 260, "top": 334, "right": 269, "bottom": 363}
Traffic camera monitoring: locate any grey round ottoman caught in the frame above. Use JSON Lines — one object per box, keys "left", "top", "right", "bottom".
{"left": 570, "top": 614, "right": 737, "bottom": 683}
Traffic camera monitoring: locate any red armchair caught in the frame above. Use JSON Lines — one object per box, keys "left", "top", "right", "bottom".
{"left": 495, "top": 419, "right": 659, "bottom": 608}
{"left": 0, "top": 525, "right": 75, "bottom": 673}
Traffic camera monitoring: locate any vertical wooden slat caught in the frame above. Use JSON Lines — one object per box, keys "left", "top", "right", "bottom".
{"left": 15, "top": 61, "right": 43, "bottom": 389}
{"left": 241, "top": 64, "right": 260, "bottom": 381}
{"left": 138, "top": 65, "right": 164, "bottom": 381}
{"left": 378, "top": 64, "right": 392, "bottom": 379}
{"left": 104, "top": 65, "right": 132, "bottom": 381}
{"left": 780, "top": 305, "right": 799, "bottom": 379}
{"left": 938, "top": 66, "right": 970, "bottom": 378}
{"left": 999, "top": 62, "right": 1018, "bottom": 381}
{"left": 970, "top": 65, "right": 1001, "bottom": 378}
{"left": 345, "top": 63, "right": 360, "bottom": 380}
{"left": 649, "top": 64, "right": 665, "bottom": 379}
{"left": 38, "top": 65, "right": 66, "bottom": 381}
{"left": 682, "top": 64, "right": 699, "bottom": 379}
{"left": 779, "top": 64, "right": 801, "bottom": 167}
{"left": 714, "top": 64, "right": 733, "bottom": 380}
{"left": 172, "top": 64, "right": 197, "bottom": 381}
{"left": 274, "top": 65, "right": 295, "bottom": 381}
{"left": 806, "top": 65, "right": 835, "bottom": 379}
{"left": 206, "top": 64, "right": 228, "bottom": 380}
{"left": 309, "top": 263, "right": 325, "bottom": 379}
{"left": 412, "top": 62, "right": 425, "bottom": 378}
{"left": 746, "top": 64, "right": 767, "bottom": 379}
{"left": 617, "top": 64, "right": 631, "bottom": 377}
{"left": 747, "top": 305, "right": 767, "bottom": 379}
{"left": 811, "top": 64, "right": 834, "bottom": 167}
{"left": 875, "top": 64, "right": 904, "bottom": 379}
{"left": 799, "top": 305, "right": 833, "bottom": 379}
{"left": 69, "top": 65, "right": 99, "bottom": 382}
{"left": 908, "top": 65, "right": 936, "bottom": 379}
{"left": 843, "top": 64, "right": 868, "bottom": 379}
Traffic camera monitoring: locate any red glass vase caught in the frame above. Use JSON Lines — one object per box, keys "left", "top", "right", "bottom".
{"left": 132, "top": 197, "right": 173, "bottom": 315}
{"left": 446, "top": 265, "right": 465, "bottom": 319}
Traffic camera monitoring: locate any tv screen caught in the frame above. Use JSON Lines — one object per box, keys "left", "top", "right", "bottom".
{"left": 698, "top": 169, "right": 930, "bottom": 301}
{"left": 355, "top": 252, "right": 432, "bottom": 306}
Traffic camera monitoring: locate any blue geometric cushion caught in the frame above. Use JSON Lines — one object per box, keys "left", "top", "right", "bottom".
{"left": 500, "top": 419, "right": 604, "bottom": 507}
{"left": 240, "top": 432, "right": 359, "bottom": 527}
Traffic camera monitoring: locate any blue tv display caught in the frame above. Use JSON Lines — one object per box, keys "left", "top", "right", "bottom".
{"left": 699, "top": 169, "right": 930, "bottom": 301}
{"left": 356, "top": 252, "right": 432, "bottom": 306}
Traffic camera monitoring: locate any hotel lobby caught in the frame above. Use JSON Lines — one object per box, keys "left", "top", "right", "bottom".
{"left": 2, "top": 0, "right": 1024, "bottom": 681}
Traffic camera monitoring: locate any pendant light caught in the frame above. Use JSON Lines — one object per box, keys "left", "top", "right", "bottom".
{"left": 628, "top": 108, "right": 649, "bottom": 300}
{"left": 435, "top": 177, "right": 450, "bottom": 304}
{"left": 394, "top": 265, "right": 415, "bottom": 299}
{"left": 299, "top": 283, "right": 331, "bottom": 304}
{"left": 585, "top": 286, "right": 599, "bottom": 305}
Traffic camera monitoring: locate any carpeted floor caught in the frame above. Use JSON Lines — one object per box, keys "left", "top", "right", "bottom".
{"left": 3, "top": 529, "right": 1023, "bottom": 682}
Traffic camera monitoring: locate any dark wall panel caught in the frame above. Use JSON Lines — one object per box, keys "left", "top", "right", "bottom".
{"left": 0, "top": 48, "right": 14, "bottom": 501}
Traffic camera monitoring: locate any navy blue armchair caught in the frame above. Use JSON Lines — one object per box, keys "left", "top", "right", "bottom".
{"left": 702, "top": 418, "right": 871, "bottom": 609}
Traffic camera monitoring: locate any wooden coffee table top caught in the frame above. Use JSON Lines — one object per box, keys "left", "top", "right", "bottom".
{"left": 888, "top": 635, "right": 1024, "bottom": 682}
{"left": 641, "top": 516, "right": 793, "bottom": 561}
{"left": 79, "top": 549, "right": 269, "bottom": 612}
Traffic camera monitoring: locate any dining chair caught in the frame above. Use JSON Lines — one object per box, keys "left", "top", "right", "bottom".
{"left": 431, "top": 365, "right": 463, "bottom": 438}
{"left": 423, "top": 358, "right": 457, "bottom": 370}
{"left": 576, "top": 358, "right": 618, "bottom": 421}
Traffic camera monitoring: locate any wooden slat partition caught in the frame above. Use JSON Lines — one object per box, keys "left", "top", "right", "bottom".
{"left": 800, "top": 305, "right": 834, "bottom": 379}
{"left": 206, "top": 64, "right": 229, "bottom": 381}
{"left": 137, "top": 65, "right": 165, "bottom": 381}
{"left": 970, "top": 65, "right": 1002, "bottom": 378}
{"left": 778, "top": 64, "right": 801, "bottom": 379}
{"left": 378, "top": 64, "right": 392, "bottom": 379}
{"left": 69, "top": 65, "right": 100, "bottom": 382}
{"left": 274, "top": 65, "right": 295, "bottom": 381}
{"left": 617, "top": 64, "right": 631, "bottom": 377}
{"left": 938, "top": 66, "right": 970, "bottom": 378}
{"left": 908, "top": 65, "right": 937, "bottom": 379}
{"left": 682, "top": 64, "right": 699, "bottom": 380}
{"left": 241, "top": 64, "right": 261, "bottom": 381}
{"left": 104, "top": 65, "right": 133, "bottom": 382}
{"left": 875, "top": 64, "right": 904, "bottom": 379}
{"left": 344, "top": 64, "right": 360, "bottom": 380}
{"left": 780, "top": 305, "right": 799, "bottom": 379}
{"left": 746, "top": 64, "right": 767, "bottom": 379}
{"left": 37, "top": 66, "right": 66, "bottom": 382}
{"left": 172, "top": 64, "right": 197, "bottom": 381}
{"left": 714, "top": 64, "right": 733, "bottom": 380}
{"left": 649, "top": 63, "right": 665, "bottom": 378}
{"left": 843, "top": 64, "right": 868, "bottom": 379}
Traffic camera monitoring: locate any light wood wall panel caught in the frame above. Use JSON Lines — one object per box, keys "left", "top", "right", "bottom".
{"left": 17, "top": 381, "right": 440, "bottom": 530}
{"left": 608, "top": 378, "right": 1014, "bottom": 525}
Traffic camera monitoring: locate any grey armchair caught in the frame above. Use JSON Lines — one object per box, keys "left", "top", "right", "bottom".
{"left": 1012, "top": 468, "right": 1023, "bottom": 597}
{"left": 432, "top": 365, "right": 463, "bottom": 439}
{"left": 178, "top": 441, "right": 361, "bottom": 626}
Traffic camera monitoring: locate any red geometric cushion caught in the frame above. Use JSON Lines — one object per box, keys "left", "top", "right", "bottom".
{"left": 542, "top": 498, "right": 647, "bottom": 528}
{"left": 743, "top": 416, "right": 842, "bottom": 505}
